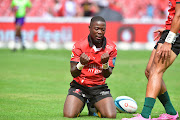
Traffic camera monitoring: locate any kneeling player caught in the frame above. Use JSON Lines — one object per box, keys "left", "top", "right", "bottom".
{"left": 63, "top": 16, "right": 117, "bottom": 118}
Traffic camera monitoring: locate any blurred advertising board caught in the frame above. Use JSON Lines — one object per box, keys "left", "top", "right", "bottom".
{"left": 0, "top": 17, "right": 164, "bottom": 50}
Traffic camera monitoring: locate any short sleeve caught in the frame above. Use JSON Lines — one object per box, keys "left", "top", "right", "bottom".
{"left": 70, "top": 43, "right": 82, "bottom": 62}
{"left": 109, "top": 45, "right": 117, "bottom": 68}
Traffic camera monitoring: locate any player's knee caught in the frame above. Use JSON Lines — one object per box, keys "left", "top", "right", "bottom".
{"left": 149, "top": 65, "right": 166, "bottom": 75}
{"left": 63, "top": 111, "right": 77, "bottom": 118}
{"left": 63, "top": 114, "right": 75, "bottom": 118}
{"left": 145, "top": 69, "right": 149, "bottom": 79}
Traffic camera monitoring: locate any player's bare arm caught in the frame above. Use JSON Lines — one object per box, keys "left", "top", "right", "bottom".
{"left": 70, "top": 53, "right": 89, "bottom": 78}
{"left": 157, "top": 4, "right": 180, "bottom": 63}
{"left": 101, "top": 52, "right": 112, "bottom": 78}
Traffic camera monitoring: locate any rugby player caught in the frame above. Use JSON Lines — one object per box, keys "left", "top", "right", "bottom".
{"left": 63, "top": 16, "right": 117, "bottom": 118}
{"left": 122, "top": 0, "right": 180, "bottom": 120}
{"left": 11, "top": 0, "right": 32, "bottom": 51}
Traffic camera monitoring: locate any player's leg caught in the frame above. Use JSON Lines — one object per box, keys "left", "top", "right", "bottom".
{"left": 15, "top": 17, "right": 25, "bottom": 50}
{"left": 63, "top": 95, "right": 85, "bottom": 118}
{"left": 63, "top": 81, "right": 87, "bottom": 118}
{"left": 145, "top": 48, "right": 167, "bottom": 95}
{"left": 145, "top": 46, "right": 177, "bottom": 117}
{"left": 88, "top": 84, "right": 116, "bottom": 118}
{"left": 141, "top": 43, "right": 177, "bottom": 119}
{"left": 122, "top": 44, "right": 178, "bottom": 120}
{"left": 151, "top": 39, "right": 180, "bottom": 119}
{"left": 94, "top": 97, "right": 116, "bottom": 118}
{"left": 13, "top": 24, "right": 20, "bottom": 51}
{"left": 145, "top": 30, "right": 179, "bottom": 118}
{"left": 146, "top": 43, "right": 177, "bottom": 98}
{"left": 15, "top": 24, "right": 22, "bottom": 42}
{"left": 13, "top": 18, "right": 22, "bottom": 51}
{"left": 15, "top": 23, "right": 21, "bottom": 37}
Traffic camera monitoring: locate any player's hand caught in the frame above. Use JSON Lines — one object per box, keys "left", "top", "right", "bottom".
{"left": 154, "top": 28, "right": 166, "bottom": 41}
{"left": 157, "top": 42, "right": 172, "bottom": 64}
{"left": 101, "top": 52, "right": 109, "bottom": 64}
{"left": 80, "top": 53, "right": 90, "bottom": 65}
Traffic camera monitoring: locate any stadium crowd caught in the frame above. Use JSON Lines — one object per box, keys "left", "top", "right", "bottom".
{"left": 0, "top": 0, "right": 168, "bottom": 20}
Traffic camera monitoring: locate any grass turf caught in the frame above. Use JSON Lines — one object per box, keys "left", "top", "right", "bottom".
{"left": 0, "top": 49, "right": 179, "bottom": 120}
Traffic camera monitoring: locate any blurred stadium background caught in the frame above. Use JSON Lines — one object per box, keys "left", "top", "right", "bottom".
{"left": 0, "top": 0, "right": 168, "bottom": 50}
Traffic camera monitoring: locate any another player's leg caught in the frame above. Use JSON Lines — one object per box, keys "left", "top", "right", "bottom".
{"left": 14, "top": 18, "right": 25, "bottom": 51}
{"left": 121, "top": 48, "right": 159, "bottom": 120}
{"left": 145, "top": 38, "right": 179, "bottom": 120}
{"left": 145, "top": 48, "right": 176, "bottom": 116}
{"left": 13, "top": 24, "right": 20, "bottom": 51}
{"left": 94, "top": 97, "right": 116, "bottom": 118}
{"left": 143, "top": 43, "right": 177, "bottom": 119}
{"left": 145, "top": 48, "right": 167, "bottom": 95}
{"left": 150, "top": 44, "right": 179, "bottom": 119}
{"left": 121, "top": 44, "right": 177, "bottom": 120}
{"left": 63, "top": 95, "right": 85, "bottom": 118}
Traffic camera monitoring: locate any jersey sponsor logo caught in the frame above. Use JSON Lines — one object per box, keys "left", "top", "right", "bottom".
{"left": 87, "top": 64, "right": 102, "bottom": 74}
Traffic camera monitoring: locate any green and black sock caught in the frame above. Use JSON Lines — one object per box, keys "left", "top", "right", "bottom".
{"left": 158, "top": 91, "right": 176, "bottom": 115}
{"left": 141, "top": 97, "right": 156, "bottom": 118}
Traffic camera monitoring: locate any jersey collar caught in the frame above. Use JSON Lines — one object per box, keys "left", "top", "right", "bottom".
{"left": 88, "top": 35, "right": 106, "bottom": 50}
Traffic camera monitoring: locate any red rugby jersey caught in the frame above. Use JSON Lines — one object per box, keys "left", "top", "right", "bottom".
{"left": 165, "top": 0, "right": 180, "bottom": 32}
{"left": 70, "top": 36, "right": 117, "bottom": 87}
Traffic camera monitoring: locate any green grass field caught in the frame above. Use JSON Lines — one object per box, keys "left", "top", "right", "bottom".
{"left": 0, "top": 49, "right": 179, "bottom": 120}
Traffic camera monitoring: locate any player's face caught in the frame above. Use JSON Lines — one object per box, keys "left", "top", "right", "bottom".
{"left": 89, "top": 21, "right": 106, "bottom": 45}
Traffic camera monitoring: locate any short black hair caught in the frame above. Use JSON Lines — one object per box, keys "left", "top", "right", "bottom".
{"left": 90, "top": 16, "right": 106, "bottom": 26}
